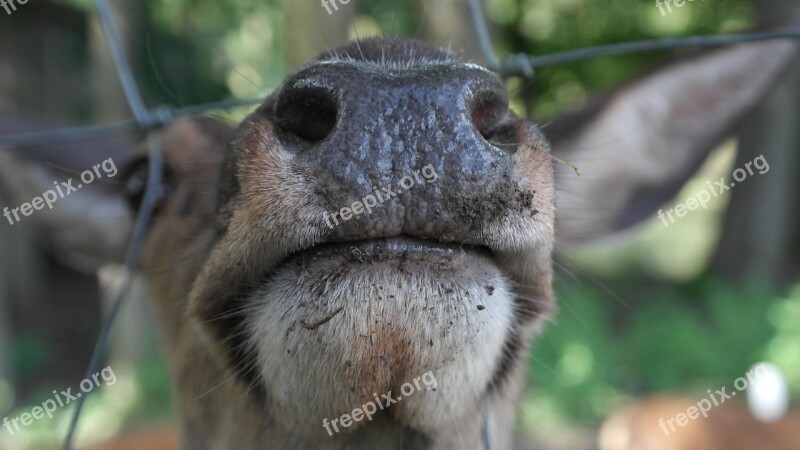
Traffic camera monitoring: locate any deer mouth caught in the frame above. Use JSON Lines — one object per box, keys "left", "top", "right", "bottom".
{"left": 281, "top": 235, "right": 493, "bottom": 265}
{"left": 185, "top": 42, "right": 557, "bottom": 435}
{"left": 235, "top": 226, "right": 520, "bottom": 434}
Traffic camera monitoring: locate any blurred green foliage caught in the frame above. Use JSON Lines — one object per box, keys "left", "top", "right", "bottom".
{"left": 11, "top": 335, "right": 49, "bottom": 378}
{"left": 523, "top": 276, "right": 800, "bottom": 429}
{"left": 487, "top": 0, "right": 755, "bottom": 116}
{"left": 55, "top": 0, "right": 758, "bottom": 120}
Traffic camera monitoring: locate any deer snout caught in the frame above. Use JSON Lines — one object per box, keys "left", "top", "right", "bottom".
{"left": 269, "top": 62, "right": 521, "bottom": 243}
{"left": 183, "top": 39, "right": 558, "bottom": 444}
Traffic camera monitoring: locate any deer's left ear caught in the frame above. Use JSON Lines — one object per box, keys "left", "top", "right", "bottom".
{"left": 0, "top": 127, "right": 135, "bottom": 271}
{"left": 547, "top": 33, "right": 799, "bottom": 244}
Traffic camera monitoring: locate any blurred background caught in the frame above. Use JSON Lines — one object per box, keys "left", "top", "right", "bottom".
{"left": 0, "top": 0, "right": 798, "bottom": 449}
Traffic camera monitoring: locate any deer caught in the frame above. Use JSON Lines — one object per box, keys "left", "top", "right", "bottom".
{"left": 598, "top": 394, "right": 800, "bottom": 450}
{"left": 1, "top": 20, "right": 799, "bottom": 450}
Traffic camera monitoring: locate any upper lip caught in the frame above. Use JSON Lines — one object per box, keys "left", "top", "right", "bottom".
{"left": 286, "top": 235, "right": 493, "bottom": 263}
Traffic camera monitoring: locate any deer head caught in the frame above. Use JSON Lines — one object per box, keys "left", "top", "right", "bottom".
{"left": 1, "top": 29, "right": 797, "bottom": 450}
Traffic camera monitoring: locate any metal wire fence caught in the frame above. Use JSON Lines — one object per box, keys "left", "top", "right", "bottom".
{"left": 0, "top": 0, "right": 797, "bottom": 447}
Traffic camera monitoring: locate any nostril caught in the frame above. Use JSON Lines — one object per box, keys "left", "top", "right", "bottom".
{"left": 274, "top": 86, "right": 338, "bottom": 143}
{"left": 470, "top": 89, "right": 510, "bottom": 142}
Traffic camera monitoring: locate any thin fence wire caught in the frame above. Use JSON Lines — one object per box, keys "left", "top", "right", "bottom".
{"left": 0, "top": 0, "right": 794, "bottom": 447}
{"left": 467, "top": 0, "right": 800, "bottom": 76}
{"left": 59, "top": 1, "right": 164, "bottom": 449}
{"left": 0, "top": 98, "right": 260, "bottom": 148}
{"left": 3, "top": 4, "right": 800, "bottom": 149}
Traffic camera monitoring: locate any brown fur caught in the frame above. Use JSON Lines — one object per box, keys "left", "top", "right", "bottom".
{"left": 137, "top": 38, "right": 556, "bottom": 450}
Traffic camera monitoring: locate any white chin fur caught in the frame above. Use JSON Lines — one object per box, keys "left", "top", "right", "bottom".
{"left": 245, "top": 248, "right": 515, "bottom": 436}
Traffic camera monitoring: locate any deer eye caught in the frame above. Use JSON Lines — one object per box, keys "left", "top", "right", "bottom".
{"left": 120, "top": 157, "right": 173, "bottom": 214}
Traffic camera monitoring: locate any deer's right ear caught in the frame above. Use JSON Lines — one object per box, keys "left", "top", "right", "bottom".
{"left": 547, "top": 27, "right": 800, "bottom": 244}
{"left": 0, "top": 117, "right": 234, "bottom": 272}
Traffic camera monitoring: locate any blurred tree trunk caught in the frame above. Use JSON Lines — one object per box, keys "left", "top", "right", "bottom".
{"left": 0, "top": 1, "right": 102, "bottom": 400}
{"left": 0, "top": 198, "right": 48, "bottom": 395}
{"left": 0, "top": 197, "right": 31, "bottom": 383}
{"left": 0, "top": 1, "right": 90, "bottom": 119}
{"left": 418, "top": 0, "right": 489, "bottom": 65}
{"left": 714, "top": 0, "right": 800, "bottom": 282}
{"left": 0, "top": 273, "right": 8, "bottom": 383}
{"left": 282, "top": 0, "right": 490, "bottom": 71}
{"left": 282, "top": 0, "right": 354, "bottom": 69}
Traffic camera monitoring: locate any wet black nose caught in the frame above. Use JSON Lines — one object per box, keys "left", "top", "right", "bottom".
{"left": 271, "top": 61, "right": 518, "bottom": 241}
